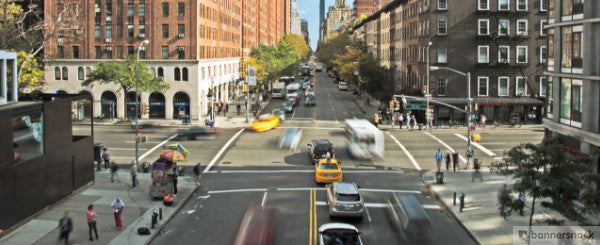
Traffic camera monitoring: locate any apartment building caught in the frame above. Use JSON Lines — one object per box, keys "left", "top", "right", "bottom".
{"left": 353, "top": 0, "right": 393, "bottom": 19}
{"left": 353, "top": 0, "right": 547, "bottom": 123}
{"left": 325, "top": 0, "right": 354, "bottom": 37}
{"left": 543, "top": 0, "right": 600, "bottom": 167}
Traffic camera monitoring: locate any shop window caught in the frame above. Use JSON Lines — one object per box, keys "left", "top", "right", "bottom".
{"left": 61, "top": 67, "right": 68, "bottom": 80}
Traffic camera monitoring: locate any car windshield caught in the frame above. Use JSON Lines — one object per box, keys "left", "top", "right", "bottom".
{"left": 336, "top": 193, "right": 360, "bottom": 202}
{"left": 283, "top": 102, "right": 291, "bottom": 107}
{"left": 322, "top": 229, "right": 360, "bottom": 245}
{"left": 320, "top": 163, "right": 339, "bottom": 170}
{"left": 315, "top": 145, "right": 332, "bottom": 153}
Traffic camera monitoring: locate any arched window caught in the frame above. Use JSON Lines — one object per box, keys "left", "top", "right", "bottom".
{"left": 182, "top": 68, "right": 188, "bottom": 81}
{"left": 61, "top": 67, "right": 68, "bottom": 80}
{"left": 77, "top": 67, "right": 85, "bottom": 80}
{"left": 54, "top": 67, "right": 61, "bottom": 80}
{"left": 174, "top": 68, "right": 181, "bottom": 81}
{"left": 157, "top": 67, "right": 164, "bottom": 77}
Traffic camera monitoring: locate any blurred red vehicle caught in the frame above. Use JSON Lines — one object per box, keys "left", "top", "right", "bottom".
{"left": 233, "top": 205, "right": 276, "bottom": 245}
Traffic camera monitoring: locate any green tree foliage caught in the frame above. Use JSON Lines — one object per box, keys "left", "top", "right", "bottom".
{"left": 82, "top": 55, "right": 169, "bottom": 95}
{"left": 491, "top": 135, "right": 600, "bottom": 227}
{"left": 315, "top": 32, "right": 354, "bottom": 68}
{"left": 16, "top": 50, "right": 44, "bottom": 89}
{"left": 249, "top": 34, "right": 310, "bottom": 87}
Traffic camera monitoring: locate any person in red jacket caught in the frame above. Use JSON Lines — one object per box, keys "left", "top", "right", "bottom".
{"left": 87, "top": 204, "right": 99, "bottom": 241}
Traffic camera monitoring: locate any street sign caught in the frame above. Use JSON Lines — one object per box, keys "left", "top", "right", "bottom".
{"left": 405, "top": 104, "right": 427, "bottom": 109}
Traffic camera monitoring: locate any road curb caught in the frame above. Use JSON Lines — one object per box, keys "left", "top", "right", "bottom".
{"left": 422, "top": 175, "right": 483, "bottom": 245}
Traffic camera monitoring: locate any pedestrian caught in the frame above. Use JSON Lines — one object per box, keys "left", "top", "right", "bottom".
{"left": 236, "top": 102, "right": 241, "bottom": 115}
{"left": 109, "top": 161, "right": 119, "bottom": 182}
{"left": 373, "top": 114, "right": 379, "bottom": 128}
{"left": 101, "top": 148, "right": 110, "bottom": 169}
{"left": 445, "top": 151, "right": 451, "bottom": 171}
{"left": 497, "top": 184, "right": 510, "bottom": 218}
{"left": 411, "top": 115, "right": 417, "bottom": 129}
{"left": 225, "top": 103, "right": 229, "bottom": 115}
{"left": 434, "top": 149, "right": 443, "bottom": 173}
{"left": 130, "top": 163, "right": 137, "bottom": 188}
{"left": 111, "top": 198, "right": 124, "bottom": 230}
{"left": 87, "top": 204, "right": 99, "bottom": 241}
{"left": 452, "top": 150, "right": 459, "bottom": 172}
{"left": 472, "top": 159, "right": 483, "bottom": 182}
{"left": 481, "top": 114, "right": 487, "bottom": 127}
{"left": 391, "top": 112, "right": 398, "bottom": 127}
{"left": 193, "top": 162, "right": 202, "bottom": 185}
{"left": 58, "top": 212, "right": 73, "bottom": 245}
{"left": 516, "top": 192, "right": 526, "bottom": 216}
{"left": 172, "top": 167, "right": 178, "bottom": 196}
{"left": 406, "top": 113, "right": 411, "bottom": 129}
{"left": 398, "top": 113, "right": 404, "bottom": 129}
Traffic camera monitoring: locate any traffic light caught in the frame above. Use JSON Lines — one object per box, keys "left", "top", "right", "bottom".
{"left": 423, "top": 85, "right": 427, "bottom": 94}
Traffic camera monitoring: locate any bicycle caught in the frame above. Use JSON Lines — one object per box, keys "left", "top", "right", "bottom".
{"left": 489, "top": 120, "right": 502, "bottom": 129}
{"left": 505, "top": 120, "right": 522, "bottom": 128}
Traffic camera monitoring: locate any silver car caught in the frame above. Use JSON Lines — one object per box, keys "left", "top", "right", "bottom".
{"left": 325, "top": 182, "right": 364, "bottom": 219}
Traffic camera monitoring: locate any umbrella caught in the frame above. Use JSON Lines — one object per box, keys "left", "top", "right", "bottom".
{"left": 160, "top": 149, "right": 187, "bottom": 162}
{"left": 164, "top": 143, "right": 190, "bottom": 156}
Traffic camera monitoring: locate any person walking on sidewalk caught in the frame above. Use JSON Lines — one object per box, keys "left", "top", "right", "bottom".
{"left": 452, "top": 150, "right": 459, "bottom": 172}
{"left": 373, "top": 114, "right": 379, "bottom": 128}
{"left": 515, "top": 192, "right": 526, "bottom": 216}
{"left": 445, "top": 151, "right": 451, "bottom": 171}
{"left": 172, "top": 167, "right": 178, "bottom": 196}
{"left": 193, "top": 162, "right": 202, "bottom": 185}
{"left": 406, "top": 113, "right": 411, "bottom": 129}
{"left": 434, "top": 149, "right": 443, "bottom": 173}
{"left": 398, "top": 113, "right": 403, "bottom": 129}
{"left": 472, "top": 159, "right": 483, "bottom": 182}
{"left": 111, "top": 198, "right": 124, "bottom": 230}
{"left": 130, "top": 163, "right": 137, "bottom": 188}
{"left": 225, "top": 103, "right": 229, "bottom": 115}
{"left": 58, "top": 212, "right": 73, "bottom": 245}
{"left": 497, "top": 184, "right": 510, "bottom": 218}
{"left": 86, "top": 205, "right": 99, "bottom": 241}
{"left": 109, "top": 161, "right": 119, "bottom": 183}
{"left": 236, "top": 102, "right": 241, "bottom": 115}
{"left": 101, "top": 148, "right": 110, "bottom": 170}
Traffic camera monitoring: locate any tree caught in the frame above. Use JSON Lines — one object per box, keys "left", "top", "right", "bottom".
{"left": 491, "top": 135, "right": 600, "bottom": 230}
{"left": 16, "top": 50, "right": 43, "bottom": 90}
{"left": 315, "top": 32, "right": 354, "bottom": 68}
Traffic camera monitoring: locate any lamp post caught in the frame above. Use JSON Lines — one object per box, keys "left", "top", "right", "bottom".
{"left": 210, "top": 77, "right": 215, "bottom": 121}
{"left": 245, "top": 63, "right": 250, "bottom": 123}
{"left": 426, "top": 41, "right": 432, "bottom": 131}
{"left": 135, "top": 39, "right": 149, "bottom": 170}
{"left": 429, "top": 66, "right": 472, "bottom": 168}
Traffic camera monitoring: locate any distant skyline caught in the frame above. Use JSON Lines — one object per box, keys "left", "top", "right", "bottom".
{"left": 297, "top": 0, "right": 354, "bottom": 51}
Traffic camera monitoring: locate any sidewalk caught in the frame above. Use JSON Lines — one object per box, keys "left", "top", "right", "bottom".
{"left": 423, "top": 168, "right": 588, "bottom": 245}
{"left": 0, "top": 168, "right": 197, "bottom": 245}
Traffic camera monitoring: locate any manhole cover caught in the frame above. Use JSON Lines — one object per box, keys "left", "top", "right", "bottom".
{"left": 222, "top": 161, "right": 231, "bottom": 165}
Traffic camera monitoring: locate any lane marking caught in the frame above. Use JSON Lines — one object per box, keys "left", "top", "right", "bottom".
{"left": 110, "top": 147, "right": 148, "bottom": 151}
{"left": 125, "top": 141, "right": 161, "bottom": 144}
{"left": 138, "top": 134, "right": 178, "bottom": 162}
{"left": 292, "top": 110, "right": 296, "bottom": 119}
{"left": 203, "top": 128, "right": 245, "bottom": 173}
{"left": 207, "top": 188, "right": 267, "bottom": 194}
{"left": 386, "top": 132, "right": 422, "bottom": 171}
{"left": 261, "top": 192, "right": 268, "bottom": 207}
{"left": 454, "top": 133, "right": 497, "bottom": 157}
{"left": 424, "top": 132, "right": 467, "bottom": 163}
{"left": 309, "top": 189, "right": 317, "bottom": 245}
{"left": 277, "top": 187, "right": 325, "bottom": 191}
{"left": 314, "top": 201, "right": 440, "bottom": 209}
{"left": 279, "top": 126, "right": 343, "bottom": 130}
{"left": 206, "top": 170, "right": 404, "bottom": 174}
{"left": 359, "top": 188, "right": 421, "bottom": 194}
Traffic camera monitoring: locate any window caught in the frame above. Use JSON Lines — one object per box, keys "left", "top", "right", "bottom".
{"left": 478, "top": 0, "right": 489, "bottom": 10}
{"left": 127, "top": 2, "right": 134, "bottom": 17}
{"left": 540, "top": 0, "right": 547, "bottom": 11}
{"left": 157, "top": 67, "right": 164, "bottom": 77}
{"left": 478, "top": 77, "right": 489, "bottom": 96}
{"left": 178, "top": 2, "right": 185, "bottom": 16}
{"left": 561, "top": 0, "right": 584, "bottom": 16}
{"left": 61, "top": 67, "right": 68, "bottom": 80}
{"left": 177, "top": 46, "right": 185, "bottom": 59}
{"left": 540, "top": 46, "right": 547, "bottom": 63}
{"left": 478, "top": 45, "right": 489, "bottom": 63}
{"left": 95, "top": 25, "right": 101, "bottom": 38}
{"left": 162, "top": 2, "right": 169, "bottom": 17}
{"left": 498, "top": 20, "right": 509, "bottom": 36}
{"left": 437, "top": 78, "right": 446, "bottom": 95}
{"left": 548, "top": 28, "right": 555, "bottom": 67}
{"left": 516, "top": 77, "right": 527, "bottom": 96}
{"left": 78, "top": 67, "right": 84, "bottom": 80}
{"left": 174, "top": 67, "right": 181, "bottom": 81}
{"left": 178, "top": 24, "right": 184, "bottom": 36}
{"left": 127, "top": 24, "right": 134, "bottom": 38}
{"left": 517, "top": 20, "right": 527, "bottom": 36}
{"left": 438, "top": 0, "right": 447, "bottom": 10}
{"left": 498, "top": 46, "right": 509, "bottom": 63}
{"left": 117, "top": 46, "right": 123, "bottom": 59}
{"left": 162, "top": 24, "right": 169, "bottom": 38}
{"left": 498, "top": 77, "right": 509, "bottom": 96}
{"left": 437, "top": 48, "right": 447, "bottom": 63}
{"left": 182, "top": 68, "right": 188, "bottom": 81}
{"left": 105, "top": 47, "right": 112, "bottom": 59}
{"left": 127, "top": 46, "right": 134, "bottom": 56}
{"left": 516, "top": 0, "right": 527, "bottom": 11}
{"left": 162, "top": 46, "right": 169, "bottom": 59}
{"left": 72, "top": 46, "right": 79, "bottom": 58}
{"left": 539, "top": 20, "right": 547, "bottom": 36}
{"left": 547, "top": 79, "right": 553, "bottom": 115}
{"left": 139, "top": 2, "right": 145, "bottom": 17}
{"left": 499, "top": 0, "right": 509, "bottom": 10}
{"left": 105, "top": 25, "right": 112, "bottom": 38}
{"left": 54, "top": 67, "right": 61, "bottom": 80}
{"left": 571, "top": 82, "right": 581, "bottom": 112}
{"left": 539, "top": 76, "right": 547, "bottom": 96}
{"left": 478, "top": 19, "right": 489, "bottom": 35}
{"left": 57, "top": 46, "right": 64, "bottom": 58}
{"left": 559, "top": 78, "right": 582, "bottom": 121}
{"left": 437, "top": 20, "right": 447, "bottom": 35}
{"left": 516, "top": 46, "right": 527, "bottom": 63}
{"left": 95, "top": 46, "right": 102, "bottom": 59}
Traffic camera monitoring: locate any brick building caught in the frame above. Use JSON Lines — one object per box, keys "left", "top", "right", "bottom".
{"left": 352, "top": 0, "right": 392, "bottom": 19}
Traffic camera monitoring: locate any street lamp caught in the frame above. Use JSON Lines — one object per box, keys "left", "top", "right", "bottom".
{"left": 429, "top": 65, "right": 473, "bottom": 168}
{"left": 210, "top": 77, "right": 215, "bottom": 121}
{"left": 426, "top": 41, "right": 432, "bottom": 131}
{"left": 135, "top": 39, "right": 149, "bottom": 170}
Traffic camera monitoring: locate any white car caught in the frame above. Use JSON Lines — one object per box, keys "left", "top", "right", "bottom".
{"left": 338, "top": 82, "right": 348, "bottom": 91}
{"left": 305, "top": 88, "right": 315, "bottom": 97}
{"left": 318, "top": 223, "right": 363, "bottom": 245}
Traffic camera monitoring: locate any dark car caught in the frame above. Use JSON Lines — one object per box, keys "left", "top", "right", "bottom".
{"left": 177, "top": 126, "right": 219, "bottom": 140}
{"left": 282, "top": 102, "right": 293, "bottom": 113}
{"left": 307, "top": 139, "right": 335, "bottom": 164}
{"left": 305, "top": 95, "right": 316, "bottom": 106}
{"left": 288, "top": 97, "right": 299, "bottom": 107}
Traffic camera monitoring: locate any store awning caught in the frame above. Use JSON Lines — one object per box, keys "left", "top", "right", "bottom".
{"left": 431, "top": 97, "right": 544, "bottom": 106}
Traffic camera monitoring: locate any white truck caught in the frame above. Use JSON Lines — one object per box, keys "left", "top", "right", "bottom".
{"left": 344, "top": 119, "right": 384, "bottom": 159}
{"left": 272, "top": 82, "right": 286, "bottom": 99}
{"left": 286, "top": 83, "right": 302, "bottom": 100}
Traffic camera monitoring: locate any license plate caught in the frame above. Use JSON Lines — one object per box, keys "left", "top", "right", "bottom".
{"left": 327, "top": 175, "right": 332, "bottom": 178}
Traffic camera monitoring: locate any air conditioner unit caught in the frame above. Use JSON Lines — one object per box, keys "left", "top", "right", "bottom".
{"left": 57, "top": 38, "right": 64, "bottom": 43}
{"left": 139, "top": 33, "right": 145, "bottom": 38}
{"left": 178, "top": 46, "right": 185, "bottom": 51}
{"left": 178, "top": 33, "right": 185, "bottom": 38}
{"left": 106, "top": 16, "right": 112, "bottom": 22}
{"left": 499, "top": 58, "right": 508, "bottom": 63}
{"left": 105, "top": 38, "right": 112, "bottom": 43}
{"left": 517, "top": 32, "right": 527, "bottom": 36}
{"left": 106, "top": 46, "right": 112, "bottom": 51}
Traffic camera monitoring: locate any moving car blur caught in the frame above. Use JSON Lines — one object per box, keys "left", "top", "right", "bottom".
{"left": 279, "top": 127, "right": 302, "bottom": 150}
{"left": 315, "top": 158, "right": 342, "bottom": 183}
{"left": 344, "top": 119, "right": 384, "bottom": 159}
{"left": 318, "top": 223, "right": 363, "bottom": 245}
{"left": 386, "top": 193, "right": 432, "bottom": 243}
{"left": 233, "top": 204, "right": 276, "bottom": 245}
{"left": 272, "top": 108, "right": 286, "bottom": 122}
{"left": 250, "top": 114, "right": 280, "bottom": 132}
{"left": 176, "top": 126, "right": 219, "bottom": 140}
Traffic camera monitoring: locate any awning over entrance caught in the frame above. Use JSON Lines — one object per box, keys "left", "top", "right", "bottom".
{"left": 433, "top": 97, "right": 544, "bottom": 106}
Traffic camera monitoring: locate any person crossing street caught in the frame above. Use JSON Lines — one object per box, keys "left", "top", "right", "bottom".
{"left": 434, "top": 149, "right": 443, "bottom": 173}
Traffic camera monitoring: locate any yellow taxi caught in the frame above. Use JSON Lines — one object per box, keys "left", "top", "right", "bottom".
{"left": 250, "top": 114, "right": 280, "bottom": 132}
{"left": 315, "top": 158, "right": 342, "bottom": 183}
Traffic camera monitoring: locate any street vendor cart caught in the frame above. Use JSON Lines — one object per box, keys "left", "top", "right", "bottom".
{"left": 149, "top": 143, "right": 189, "bottom": 198}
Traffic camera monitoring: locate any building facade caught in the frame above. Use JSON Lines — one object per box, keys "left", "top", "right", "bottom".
{"left": 301, "top": 19, "right": 310, "bottom": 45}
{"left": 544, "top": 1, "right": 600, "bottom": 169}
{"left": 325, "top": 0, "right": 354, "bottom": 38}
{"left": 290, "top": 0, "right": 302, "bottom": 35}
{"left": 353, "top": 0, "right": 548, "bottom": 123}
{"left": 353, "top": 0, "right": 393, "bottom": 19}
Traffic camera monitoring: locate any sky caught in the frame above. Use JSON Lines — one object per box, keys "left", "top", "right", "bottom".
{"left": 297, "top": 0, "right": 354, "bottom": 51}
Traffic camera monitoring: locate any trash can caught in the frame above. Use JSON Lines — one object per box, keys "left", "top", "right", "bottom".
{"left": 181, "top": 115, "right": 190, "bottom": 124}
{"left": 435, "top": 172, "right": 444, "bottom": 184}
{"left": 93, "top": 143, "right": 103, "bottom": 171}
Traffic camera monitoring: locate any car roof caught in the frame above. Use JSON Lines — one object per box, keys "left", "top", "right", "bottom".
{"left": 313, "top": 139, "right": 332, "bottom": 145}
{"left": 318, "top": 223, "right": 359, "bottom": 233}
{"left": 334, "top": 182, "right": 359, "bottom": 194}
